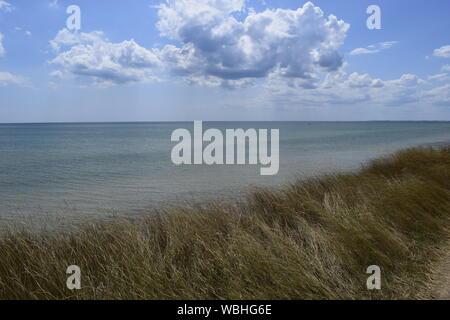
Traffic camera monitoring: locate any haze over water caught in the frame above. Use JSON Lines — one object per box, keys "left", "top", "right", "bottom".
{"left": 1, "top": 121, "right": 449, "bottom": 221}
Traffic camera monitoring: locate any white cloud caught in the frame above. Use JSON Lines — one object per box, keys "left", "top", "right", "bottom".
{"left": 423, "top": 84, "right": 450, "bottom": 106}
{"left": 14, "top": 27, "right": 32, "bottom": 37}
{"left": 50, "top": 29, "right": 161, "bottom": 86}
{"left": 45, "top": 0, "right": 448, "bottom": 113}
{"left": 0, "top": 28, "right": 26, "bottom": 87}
{"left": 350, "top": 48, "right": 375, "bottom": 56}
{"left": 389, "top": 74, "right": 424, "bottom": 87}
{"left": 50, "top": 29, "right": 105, "bottom": 51}
{"left": 433, "top": 45, "right": 450, "bottom": 58}
{"left": 265, "top": 68, "right": 427, "bottom": 109}
{"left": 0, "top": 71, "right": 26, "bottom": 86}
{"left": 156, "top": 1, "right": 349, "bottom": 88}
{"left": 345, "top": 72, "right": 384, "bottom": 88}
{"left": 0, "top": 35, "right": 28, "bottom": 87}
{"left": 0, "top": 1, "right": 14, "bottom": 12}
{"left": 50, "top": 70, "right": 63, "bottom": 78}
{"left": 0, "top": 33, "right": 4, "bottom": 57}
{"left": 350, "top": 41, "right": 397, "bottom": 56}
{"left": 428, "top": 73, "right": 449, "bottom": 81}
{"left": 442, "top": 65, "right": 450, "bottom": 72}
{"left": 49, "top": 1, "right": 350, "bottom": 89}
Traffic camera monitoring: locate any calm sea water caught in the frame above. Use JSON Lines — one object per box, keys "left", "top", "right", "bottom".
{"left": 0, "top": 122, "right": 449, "bottom": 220}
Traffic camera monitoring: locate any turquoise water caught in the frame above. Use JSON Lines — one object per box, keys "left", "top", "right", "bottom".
{"left": 0, "top": 122, "right": 449, "bottom": 220}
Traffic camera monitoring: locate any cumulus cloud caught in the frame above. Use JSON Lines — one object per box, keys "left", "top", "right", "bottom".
{"left": 0, "top": 71, "right": 26, "bottom": 86}
{"left": 350, "top": 41, "right": 397, "bottom": 56}
{"left": 50, "top": 29, "right": 105, "bottom": 51}
{"left": 49, "top": 1, "right": 349, "bottom": 88}
{"left": 50, "top": 29, "right": 161, "bottom": 86}
{"left": 345, "top": 72, "right": 384, "bottom": 88}
{"left": 266, "top": 71, "right": 371, "bottom": 106}
{"left": 265, "top": 67, "right": 427, "bottom": 109}
{"left": 389, "top": 74, "right": 424, "bottom": 87}
{"left": 45, "top": 0, "right": 447, "bottom": 112}
{"left": 0, "top": 1, "right": 13, "bottom": 12}
{"left": 433, "top": 45, "right": 450, "bottom": 58}
{"left": 156, "top": 0, "right": 349, "bottom": 88}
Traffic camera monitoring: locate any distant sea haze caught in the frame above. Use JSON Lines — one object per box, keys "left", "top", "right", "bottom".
{"left": 0, "top": 122, "right": 449, "bottom": 221}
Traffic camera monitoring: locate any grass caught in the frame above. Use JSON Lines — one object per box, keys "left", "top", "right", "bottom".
{"left": 0, "top": 147, "right": 449, "bottom": 300}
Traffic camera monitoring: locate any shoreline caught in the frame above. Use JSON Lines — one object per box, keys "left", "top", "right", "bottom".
{"left": 2, "top": 140, "right": 449, "bottom": 228}
{"left": 0, "top": 146, "right": 449, "bottom": 299}
{"left": 2, "top": 122, "right": 450, "bottom": 221}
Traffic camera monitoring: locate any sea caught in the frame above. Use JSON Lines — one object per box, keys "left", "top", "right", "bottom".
{"left": 0, "top": 121, "right": 449, "bottom": 222}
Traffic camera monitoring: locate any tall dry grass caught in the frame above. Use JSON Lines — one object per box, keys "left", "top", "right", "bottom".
{"left": 0, "top": 147, "right": 449, "bottom": 300}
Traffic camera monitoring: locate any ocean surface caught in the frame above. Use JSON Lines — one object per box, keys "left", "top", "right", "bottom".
{"left": 0, "top": 122, "right": 449, "bottom": 221}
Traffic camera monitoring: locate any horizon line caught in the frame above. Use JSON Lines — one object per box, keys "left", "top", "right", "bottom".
{"left": 1, "top": 120, "right": 450, "bottom": 125}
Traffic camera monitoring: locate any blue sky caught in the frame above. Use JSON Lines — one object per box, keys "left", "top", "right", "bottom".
{"left": 0, "top": 0, "right": 449, "bottom": 122}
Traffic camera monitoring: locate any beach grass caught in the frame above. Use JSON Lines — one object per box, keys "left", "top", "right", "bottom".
{"left": 0, "top": 147, "right": 449, "bottom": 300}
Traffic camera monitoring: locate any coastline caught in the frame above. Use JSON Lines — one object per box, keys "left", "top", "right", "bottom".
{"left": 2, "top": 121, "right": 450, "bottom": 219}
{"left": 0, "top": 146, "right": 449, "bottom": 299}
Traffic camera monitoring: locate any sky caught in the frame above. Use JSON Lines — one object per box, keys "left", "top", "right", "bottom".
{"left": 0, "top": 0, "right": 449, "bottom": 122}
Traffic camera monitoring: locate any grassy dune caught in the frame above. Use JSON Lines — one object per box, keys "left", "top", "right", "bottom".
{"left": 0, "top": 147, "right": 450, "bottom": 300}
